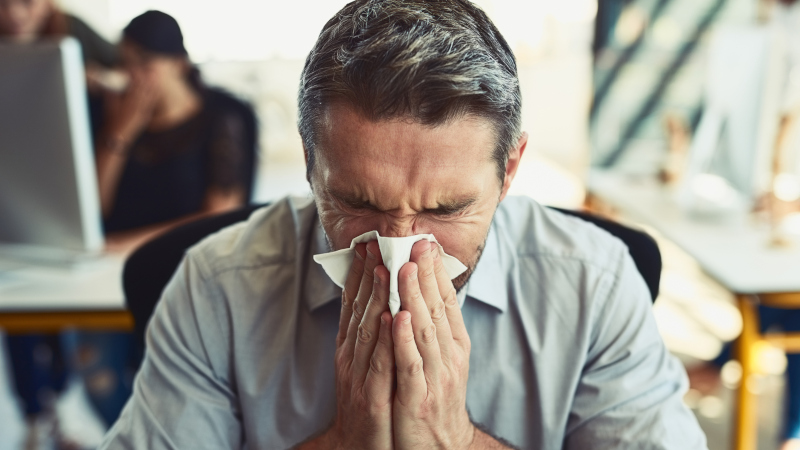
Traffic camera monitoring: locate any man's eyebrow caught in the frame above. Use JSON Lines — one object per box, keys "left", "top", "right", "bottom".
{"left": 327, "top": 186, "right": 477, "bottom": 213}
{"left": 327, "top": 187, "right": 377, "bottom": 209}
{"left": 424, "top": 197, "right": 478, "bottom": 215}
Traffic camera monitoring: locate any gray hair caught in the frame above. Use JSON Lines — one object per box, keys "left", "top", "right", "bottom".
{"left": 297, "top": 0, "right": 522, "bottom": 183}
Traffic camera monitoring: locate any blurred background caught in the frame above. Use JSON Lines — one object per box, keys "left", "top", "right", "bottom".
{"left": 0, "top": 0, "right": 799, "bottom": 448}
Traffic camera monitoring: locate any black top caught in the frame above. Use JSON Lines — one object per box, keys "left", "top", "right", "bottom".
{"left": 103, "top": 89, "right": 250, "bottom": 232}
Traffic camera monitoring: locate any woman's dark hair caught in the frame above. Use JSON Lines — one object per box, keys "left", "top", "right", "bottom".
{"left": 123, "top": 10, "right": 187, "bottom": 56}
{"left": 123, "top": 10, "right": 203, "bottom": 91}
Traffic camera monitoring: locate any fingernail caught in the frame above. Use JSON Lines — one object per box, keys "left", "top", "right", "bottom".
{"left": 409, "top": 270, "right": 417, "bottom": 280}
{"left": 422, "top": 242, "right": 431, "bottom": 255}
{"left": 380, "top": 315, "right": 386, "bottom": 325}
{"left": 355, "top": 249, "right": 365, "bottom": 260}
{"left": 366, "top": 248, "right": 376, "bottom": 259}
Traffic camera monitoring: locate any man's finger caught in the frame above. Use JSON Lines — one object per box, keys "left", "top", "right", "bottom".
{"left": 392, "top": 310, "right": 427, "bottom": 406}
{"left": 352, "top": 264, "right": 390, "bottom": 385}
{"left": 337, "top": 243, "right": 366, "bottom": 348}
{"left": 410, "top": 240, "right": 454, "bottom": 359}
{"left": 342, "top": 241, "right": 382, "bottom": 362}
{"left": 432, "top": 242, "right": 470, "bottom": 346}
{"left": 363, "top": 311, "right": 395, "bottom": 406}
{"left": 398, "top": 262, "right": 442, "bottom": 381}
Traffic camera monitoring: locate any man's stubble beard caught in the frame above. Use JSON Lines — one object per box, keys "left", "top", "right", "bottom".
{"left": 451, "top": 234, "right": 486, "bottom": 294}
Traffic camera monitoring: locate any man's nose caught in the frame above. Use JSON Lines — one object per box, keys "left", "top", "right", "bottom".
{"left": 378, "top": 214, "right": 420, "bottom": 238}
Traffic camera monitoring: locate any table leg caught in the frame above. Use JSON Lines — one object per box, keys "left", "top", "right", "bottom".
{"left": 734, "top": 294, "right": 760, "bottom": 450}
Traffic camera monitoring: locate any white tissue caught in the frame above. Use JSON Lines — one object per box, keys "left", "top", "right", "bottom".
{"left": 313, "top": 231, "right": 468, "bottom": 317}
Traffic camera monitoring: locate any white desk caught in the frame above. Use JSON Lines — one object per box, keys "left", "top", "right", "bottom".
{"left": 0, "top": 255, "right": 132, "bottom": 333}
{"left": 588, "top": 171, "right": 800, "bottom": 294}
{"left": 588, "top": 170, "right": 800, "bottom": 450}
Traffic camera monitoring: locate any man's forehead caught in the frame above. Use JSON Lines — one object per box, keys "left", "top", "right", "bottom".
{"left": 317, "top": 103, "right": 497, "bottom": 166}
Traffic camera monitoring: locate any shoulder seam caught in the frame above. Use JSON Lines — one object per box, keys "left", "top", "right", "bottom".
{"left": 181, "top": 251, "right": 234, "bottom": 384}
{"left": 206, "top": 259, "right": 294, "bottom": 278}
{"left": 516, "top": 246, "right": 625, "bottom": 280}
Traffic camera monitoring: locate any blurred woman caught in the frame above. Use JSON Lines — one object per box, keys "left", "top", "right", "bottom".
{"left": 1, "top": 6, "right": 254, "bottom": 445}
{"left": 0, "top": 0, "right": 117, "bottom": 67}
{"left": 1, "top": 1, "right": 120, "bottom": 447}
{"left": 97, "top": 10, "right": 252, "bottom": 253}
{"left": 75, "top": 9, "right": 253, "bottom": 430}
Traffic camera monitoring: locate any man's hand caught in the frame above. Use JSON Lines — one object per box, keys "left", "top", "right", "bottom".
{"left": 305, "top": 241, "right": 395, "bottom": 449}
{"left": 392, "top": 241, "right": 475, "bottom": 449}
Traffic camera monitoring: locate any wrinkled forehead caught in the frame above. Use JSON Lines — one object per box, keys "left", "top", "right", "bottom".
{"left": 315, "top": 102, "right": 497, "bottom": 169}
{"left": 311, "top": 103, "right": 502, "bottom": 210}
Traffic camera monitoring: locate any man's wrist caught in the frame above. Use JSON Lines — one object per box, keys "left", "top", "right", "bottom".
{"left": 294, "top": 425, "right": 336, "bottom": 450}
{"left": 467, "top": 421, "right": 518, "bottom": 450}
{"left": 463, "top": 421, "right": 477, "bottom": 450}
{"left": 295, "top": 423, "right": 350, "bottom": 450}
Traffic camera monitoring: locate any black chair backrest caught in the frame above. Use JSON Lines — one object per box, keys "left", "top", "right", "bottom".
{"left": 551, "top": 207, "right": 661, "bottom": 302}
{"left": 123, "top": 204, "right": 266, "bottom": 357}
{"left": 123, "top": 205, "right": 661, "bottom": 361}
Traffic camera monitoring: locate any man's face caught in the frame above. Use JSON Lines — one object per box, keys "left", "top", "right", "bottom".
{"left": 309, "top": 103, "right": 525, "bottom": 290}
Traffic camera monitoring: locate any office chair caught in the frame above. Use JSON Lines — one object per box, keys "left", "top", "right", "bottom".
{"left": 123, "top": 203, "right": 266, "bottom": 359}
{"left": 123, "top": 205, "right": 661, "bottom": 362}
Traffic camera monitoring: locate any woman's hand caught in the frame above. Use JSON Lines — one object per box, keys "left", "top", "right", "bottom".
{"left": 103, "top": 72, "right": 157, "bottom": 145}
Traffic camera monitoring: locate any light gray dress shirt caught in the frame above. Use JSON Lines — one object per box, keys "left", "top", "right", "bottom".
{"left": 100, "top": 196, "right": 707, "bottom": 449}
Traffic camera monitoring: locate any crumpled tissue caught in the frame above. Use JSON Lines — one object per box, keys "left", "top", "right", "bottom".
{"left": 313, "top": 231, "right": 467, "bottom": 317}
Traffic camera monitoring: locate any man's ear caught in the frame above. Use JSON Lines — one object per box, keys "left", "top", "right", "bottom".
{"left": 499, "top": 132, "right": 528, "bottom": 202}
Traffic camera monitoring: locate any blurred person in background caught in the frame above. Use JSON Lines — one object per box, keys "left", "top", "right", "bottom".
{"left": 688, "top": 2, "right": 800, "bottom": 449}
{"left": 0, "top": 1, "right": 120, "bottom": 448}
{"left": 73, "top": 7, "right": 253, "bottom": 438}
{"left": 1, "top": 6, "right": 254, "bottom": 448}
{"left": 98, "top": 10, "right": 253, "bottom": 254}
{"left": 75, "top": 7, "right": 253, "bottom": 430}
{"left": 0, "top": 0, "right": 118, "bottom": 83}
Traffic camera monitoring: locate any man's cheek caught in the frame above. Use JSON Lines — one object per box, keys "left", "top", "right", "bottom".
{"left": 422, "top": 223, "right": 477, "bottom": 265}
{"left": 323, "top": 212, "right": 384, "bottom": 249}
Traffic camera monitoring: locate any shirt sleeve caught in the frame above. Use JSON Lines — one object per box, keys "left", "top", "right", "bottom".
{"left": 564, "top": 246, "right": 708, "bottom": 449}
{"left": 98, "top": 251, "right": 242, "bottom": 449}
{"left": 66, "top": 15, "right": 119, "bottom": 68}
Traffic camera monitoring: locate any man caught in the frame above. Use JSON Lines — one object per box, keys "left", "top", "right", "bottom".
{"left": 100, "top": 0, "right": 707, "bottom": 448}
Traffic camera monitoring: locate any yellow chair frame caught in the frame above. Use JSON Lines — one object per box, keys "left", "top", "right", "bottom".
{"left": 735, "top": 293, "right": 800, "bottom": 450}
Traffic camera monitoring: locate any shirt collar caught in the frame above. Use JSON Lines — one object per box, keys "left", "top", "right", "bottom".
{"left": 303, "top": 219, "right": 509, "bottom": 314}
{"left": 464, "top": 222, "right": 509, "bottom": 313}
{"left": 303, "top": 220, "right": 342, "bottom": 312}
